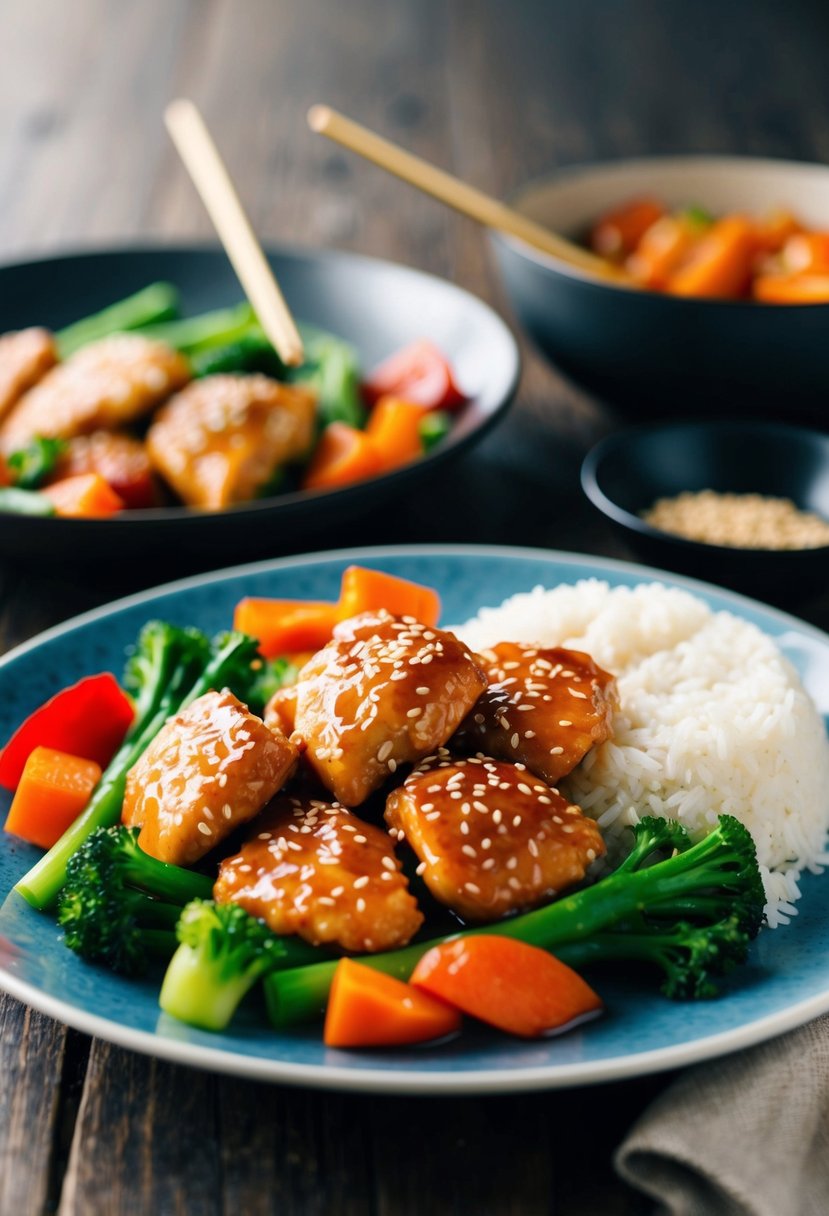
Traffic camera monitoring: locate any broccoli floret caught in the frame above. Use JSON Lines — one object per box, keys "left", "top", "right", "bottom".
{"left": 7, "top": 437, "right": 68, "bottom": 489}
{"left": 16, "top": 623, "right": 262, "bottom": 910}
{"left": 58, "top": 826, "right": 213, "bottom": 976}
{"left": 159, "top": 900, "right": 321, "bottom": 1032}
{"left": 263, "top": 814, "right": 767, "bottom": 1026}
{"left": 555, "top": 913, "right": 752, "bottom": 1000}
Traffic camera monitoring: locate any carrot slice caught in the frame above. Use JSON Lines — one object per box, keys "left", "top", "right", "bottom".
{"left": 302, "top": 423, "right": 383, "bottom": 492}
{"left": 234, "top": 599, "right": 339, "bottom": 658}
{"left": 589, "top": 197, "right": 664, "bottom": 260}
{"left": 667, "top": 215, "right": 756, "bottom": 299}
{"left": 42, "top": 472, "right": 124, "bottom": 518}
{"left": 411, "top": 935, "right": 603, "bottom": 1038}
{"left": 780, "top": 233, "right": 829, "bottom": 275}
{"left": 752, "top": 273, "right": 829, "bottom": 304}
{"left": 5, "top": 746, "right": 102, "bottom": 850}
{"left": 625, "top": 215, "right": 698, "bottom": 289}
{"left": 324, "top": 958, "right": 461, "bottom": 1048}
{"left": 337, "top": 566, "right": 441, "bottom": 626}
{"left": 366, "top": 396, "right": 425, "bottom": 472}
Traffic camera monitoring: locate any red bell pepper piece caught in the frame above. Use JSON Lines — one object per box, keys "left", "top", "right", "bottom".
{"left": 0, "top": 673, "right": 134, "bottom": 791}
{"left": 362, "top": 340, "right": 466, "bottom": 411}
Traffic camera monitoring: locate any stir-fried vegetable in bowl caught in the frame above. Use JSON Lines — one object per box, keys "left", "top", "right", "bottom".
{"left": 0, "top": 284, "right": 464, "bottom": 518}
{"left": 1, "top": 563, "right": 774, "bottom": 1052}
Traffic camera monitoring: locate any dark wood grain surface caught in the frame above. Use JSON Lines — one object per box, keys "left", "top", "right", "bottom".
{"left": 2, "top": 1, "right": 829, "bottom": 1212}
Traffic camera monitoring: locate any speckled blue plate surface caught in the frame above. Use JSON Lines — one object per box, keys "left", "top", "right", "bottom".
{"left": 1, "top": 544, "right": 828, "bottom": 1093}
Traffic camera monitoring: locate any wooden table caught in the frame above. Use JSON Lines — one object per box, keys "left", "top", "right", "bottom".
{"left": 2, "top": 2, "right": 829, "bottom": 1211}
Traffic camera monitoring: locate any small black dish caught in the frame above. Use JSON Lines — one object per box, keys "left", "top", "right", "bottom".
{"left": 581, "top": 421, "right": 829, "bottom": 599}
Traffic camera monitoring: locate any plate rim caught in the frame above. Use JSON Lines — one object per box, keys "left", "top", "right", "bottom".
{"left": 2, "top": 540, "right": 829, "bottom": 1094}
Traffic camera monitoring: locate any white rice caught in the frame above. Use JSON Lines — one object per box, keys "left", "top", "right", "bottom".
{"left": 456, "top": 580, "right": 829, "bottom": 926}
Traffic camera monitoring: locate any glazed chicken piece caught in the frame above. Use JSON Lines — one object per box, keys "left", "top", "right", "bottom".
{"left": 146, "top": 374, "right": 316, "bottom": 510}
{"left": 264, "top": 684, "right": 298, "bottom": 738}
{"left": 51, "top": 431, "right": 156, "bottom": 508}
{"left": 292, "top": 611, "right": 488, "bottom": 807}
{"left": 0, "top": 328, "right": 58, "bottom": 422}
{"left": 453, "top": 643, "right": 616, "bottom": 786}
{"left": 385, "top": 751, "right": 605, "bottom": 922}
{"left": 214, "top": 795, "right": 423, "bottom": 952}
{"left": 0, "top": 334, "right": 189, "bottom": 454}
{"left": 123, "top": 689, "right": 297, "bottom": 866}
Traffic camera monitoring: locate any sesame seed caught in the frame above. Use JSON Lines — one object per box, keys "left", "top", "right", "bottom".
{"left": 510, "top": 733, "right": 520, "bottom": 748}
{"left": 377, "top": 740, "right": 393, "bottom": 762}
{"left": 197, "top": 822, "right": 212, "bottom": 836}
{"left": 559, "top": 720, "right": 572, "bottom": 727}
{"left": 482, "top": 858, "right": 496, "bottom": 871}
{"left": 528, "top": 839, "right": 539, "bottom": 857}
{"left": 512, "top": 815, "right": 522, "bottom": 827}
{"left": 354, "top": 875, "right": 369, "bottom": 889}
{"left": 464, "top": 882, "right": 481, "bottom": 895}
{"left": 416, "top": 686, "right": 430, "bottom": 695}
{"left": 517, "top": 783, "right": 532, "bottom": 795}
{"left": 537, "top": 795, "right": 552, "bottom": 806}
{"left": 460, "top": 821, "right": 470, "bottom": 835}
{"left": 550, "top": 746, "right": 565, "bottom": 756}
{"left": 421, "top": 802, "right": 435, "bottom": 812}
{"left": 318, "top": 896, "right": 335, "bottom": 907}
{"left": 331, "top": 886, "right": 345, "bottom": 896}
{"left": 407, "top": 707, "right": 422, "bottom": 718}
{"left": 388, "top": 759, "right": 397, "bottom": 773}
{"left": 381, "top": 857, "right": 396, "bottom": 871}
{"left": 416, "top": 861, "right": 427, "bottom": 876}
{"left": 356, "top": 898, "right": 366, "bottom": 913}
{"left": 354, "top": 834, "right": 367, "bottom": 844}
{"left": 461, "top": 844, "right": 477, "bottom": 858}
{"left": 568, "top": 688, "right": 588, "bottom": 699}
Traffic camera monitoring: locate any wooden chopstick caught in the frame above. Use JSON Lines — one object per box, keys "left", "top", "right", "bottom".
{"left": 307, "top": 104, "right": 627, "bottom": 283}
{"left": 165, "top": 99, "right": 304, "bottom": 366}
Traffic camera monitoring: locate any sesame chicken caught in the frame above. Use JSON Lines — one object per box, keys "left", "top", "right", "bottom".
{"left": 122, "top": 690, "right": 297, "bottom": 866}
{"left": 453, "top": 644, "right": 616, "bottom": 786}
{"left": 0, "top": 328, "right": 57, "bottom": 421}
{"left": 214, "top": 795, "right": 423, "bottom": 952}
{"left": 0, "top": 334, "right": 189, "bottom": 454}
{"left": 385, "top": 751, "right": 605, "bottom": 922}
{"left": 291, "top": 611, "right": 487, "bottom": 807}
{"left": 146, "top": 374, "right": 316, "bottom": 510}
{"left": 263, "top": 684, "right": 297, "bottom": 738}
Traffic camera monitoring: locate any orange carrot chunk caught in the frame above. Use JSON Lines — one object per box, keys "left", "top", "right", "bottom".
{"left": 780, "top": 232, "right": 829, "bottom": 275}
{"left": 411, "top": 935, "right": 603, "bottom": 1039}
{"left": 42, "top": 473, "right": 124, "bottom": 518}
{"left": 366, "top": 396, "right": 425, "bottom": 472}
{"left": 625, "top": 215, "right": 698, "bottom": 290}
{"left": 302, "top": 423, "right": 383, "bottom": 492}
{"left": 754, "top": 209, "right": 802, "bottom": 254}
{"left": 337, "top": 565, "right": 441, "bottom": 626}
{"left": 752, "top": 273, "right": 829, "bottom": 304}
{"left": 324, "top": 958, "right": 462, "bottom": 1048}
{"left": 667, "top": 215, "right": 756, "bottom": 299}
{"left": 233, "top": 598, "right": 339, "bottom": 658}
{"left": 5, "top": 746, "right": 102, "bottom": 850}
{"left": 589, "top": 197, "right": 665, "bottom": 261}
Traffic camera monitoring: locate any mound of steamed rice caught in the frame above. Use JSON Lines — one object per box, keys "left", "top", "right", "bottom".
{"left": 456, "top": 580, "right": 829, "bottom": 927}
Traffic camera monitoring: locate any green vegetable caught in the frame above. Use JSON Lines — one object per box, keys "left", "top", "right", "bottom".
{"left": 245, "top": 655, "right": 301, "bottom": 715}
{"left": 419, "top": 411, "right": 452, "bottom": 453}
{"left": 57, "top": 826, "right": 213, "bottom": 976}
{"left": 138, "top": 303, "right": 258, "bottom": 357}
{"left": 56, "top": 282, "right": 180, "bottom": 358}
{"left": 291, "top": 325, "right": 366, "bottom": 428}
{"left": 683, "top": 205, "right": 714, "bottom": 231}
{"left": 190, "top": 334, "right": 284, "bottom": 378}
{"left": 159, "top": 900, "right": 321, "bottom": 1031}
{"left": 7, "top": 437, "right": 68, "bottom": 489}
{"left": 14, "top": 621, "right": 262, "bottom": 910}
{"left": 0, "top": 487, "right": 55, "bottom": 516}
{"left": 263, "top": 815, "right": 765, "bottom": 1025}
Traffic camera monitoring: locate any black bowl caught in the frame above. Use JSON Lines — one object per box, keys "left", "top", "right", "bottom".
{"left": 489, "top": 155, "right": 829, "bottom": 418}
{"left": 580, "top": 421, "right": 829, "bottom": 598}
{"left": 0, "top": 243, "right": 520, "bottom": 562}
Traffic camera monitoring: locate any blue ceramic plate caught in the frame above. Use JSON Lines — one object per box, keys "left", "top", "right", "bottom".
{"left": 1, "top": 544, "right": 828, "bottom": 1094}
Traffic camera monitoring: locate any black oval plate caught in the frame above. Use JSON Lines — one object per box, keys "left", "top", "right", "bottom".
{"left": 0, "top": 244, "right": 520, "bottom": 560}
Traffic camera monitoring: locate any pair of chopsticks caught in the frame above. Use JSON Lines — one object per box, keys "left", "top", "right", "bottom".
{"left": 165, "top": 99, "right": 620, "bottom": 370}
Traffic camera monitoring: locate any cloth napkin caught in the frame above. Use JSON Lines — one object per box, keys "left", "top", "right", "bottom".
{"left": 615, "top": 1014, "right": 829, "bottom": 1216}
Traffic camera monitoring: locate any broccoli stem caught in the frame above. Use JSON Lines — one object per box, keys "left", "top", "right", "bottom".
{"left": 56, "top": 283, "right": 181, "bottom": 358}
{"left": 264, "top": 816, "right": 763, "bottom": 1026}
{"left": 0, "top": 487, "right": 55, "bottom": 517}
{"left": 15, "top": 630, "right": 258, "bottom": 910}
{"left": 160, "top": 944, "right": 256, "bottom": 1031}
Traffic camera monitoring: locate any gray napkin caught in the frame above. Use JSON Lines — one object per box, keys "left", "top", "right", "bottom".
{"left": 615, "top": 1014, "right": 829, "bottom": 1216}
